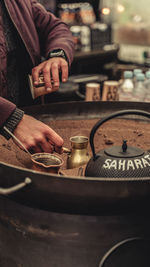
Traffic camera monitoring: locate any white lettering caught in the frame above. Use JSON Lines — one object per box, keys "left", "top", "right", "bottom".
{"left": 118, "top": 160, "right": 126, "bottom": 171}
{"left": 141, "top": 158, "right": 150, "bottom": 167}
{"left": 102, "top": 156, "right": 150, "bottom": 171}
{"left": 134, "top": 159, "right": 143, "bottom": 169}
{"left": 127, "top": 160, "right": 135, "bottom": 170}
{"left": 144, "top": 154, "right": 150, "bottom": 161}
{"left": 109, "top": 160, "right": 117, "bottom": 170}
{"left": 103, "top": 159, "right": 111, "bottom": 169}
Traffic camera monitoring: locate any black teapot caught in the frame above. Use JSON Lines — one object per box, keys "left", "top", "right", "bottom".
{"left": 85, "top": 110, "right": 150, "bottom": 178}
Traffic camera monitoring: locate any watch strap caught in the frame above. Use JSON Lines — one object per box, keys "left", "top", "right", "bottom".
{"left": 0, "top": 108, "right": 24, "bottom": 140}
{"left": 47, "top": 49, "right": 68, "bottom": 63}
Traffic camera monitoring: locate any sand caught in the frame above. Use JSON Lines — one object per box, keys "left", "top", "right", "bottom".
{"left": 0, "top": 117, "right": 149, "bottom": 176}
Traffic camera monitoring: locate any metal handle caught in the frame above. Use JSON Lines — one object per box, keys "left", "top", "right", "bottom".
{"left": 0, "top": 177, "right": 32, "bottom": 195}
{"left": 63, "top": 147, "right": 71, "bottom": 154}
{"left": 90, "top": 109, "right": 150, "bottom": 159}
{"left": 3, "top": 126, "right": 31, "bottom": 156}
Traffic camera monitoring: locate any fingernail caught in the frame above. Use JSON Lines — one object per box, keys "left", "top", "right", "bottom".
{"left": 54, "top": 83, "right": 59, "bottom": 87}
{"left": 34, "top": 81, "right": 38, "bottom": 85}
{"left": 46, "top": 87, "right": 52, "bottom": 92}
{"left": 62, "top": 78, "right": 66, "bottom": 82}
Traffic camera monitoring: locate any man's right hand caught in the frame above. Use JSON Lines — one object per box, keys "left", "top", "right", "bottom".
{"left": 13, "top": 114, "right": 64, "bottom": 154}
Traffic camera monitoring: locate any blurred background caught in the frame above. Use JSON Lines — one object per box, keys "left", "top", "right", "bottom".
{"left": 38, "top": 0, "right": 150, "bottom": 103}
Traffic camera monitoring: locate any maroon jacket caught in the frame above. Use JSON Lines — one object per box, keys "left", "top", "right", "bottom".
{"left": 0, "top": 0, "right": 74, "bottom": 128}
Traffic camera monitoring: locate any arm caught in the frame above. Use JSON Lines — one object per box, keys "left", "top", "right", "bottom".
{"left": 0, "top": 97, "right": 17, "bottom": 128}
{"left": 31, "top": 0, "right": 74, "bottom": 65}
{"left": 31, "top": 0, "right": 75, "bottom": 92}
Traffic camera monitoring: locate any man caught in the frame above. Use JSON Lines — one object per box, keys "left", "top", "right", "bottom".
{"left": 0, "top": 0, "right": 74, "bottom": 153}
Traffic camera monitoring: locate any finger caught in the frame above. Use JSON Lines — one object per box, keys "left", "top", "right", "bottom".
{"left": 32, "top": 66, "right": 43, "bottom": 86}
{"left": 39, "top": 139, "right": 54, "bottom": 153}
{"left": 54, "top": 146, "right": 64, "bottom": 154}
{"left": 43, "top": 65, "right": 52, "bottom": 92}
{"left": 46, "top": 130, "right": 64, "bottom": 149}
{"left": 28, "top": 146, "right": 41, "bottom": 154}
{"left": 60, "top": 60, "right": 68, "bottom": 82}
{"left": 25, "top": 139, "right": 43, "bottom": 154}
{"left": 51, "top": 62, "right": 60, "bottom": 90}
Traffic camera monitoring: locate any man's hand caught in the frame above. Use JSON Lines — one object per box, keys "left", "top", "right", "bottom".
{"left": 32, "top": 57, "right": 68, "bottom": 93}
{"left": 13, "top": 114, "right": 64, "bottom": 154}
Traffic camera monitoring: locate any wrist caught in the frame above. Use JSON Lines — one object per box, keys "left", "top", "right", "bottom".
{"left": 0, "top": 108, "right": 24, "bottom": 140}
{"left": 47, "top": 49, "right": 68, "bottom": 63}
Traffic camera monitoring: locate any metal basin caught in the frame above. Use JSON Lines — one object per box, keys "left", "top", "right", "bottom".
{"left": 0, "top": 101, "right": 150, "bottom": 214}
{"left": 0, "top": 101, "right": 150, "bottom": 267}
{"left": 0, "top": 196, "right": 149, "bottom": 267}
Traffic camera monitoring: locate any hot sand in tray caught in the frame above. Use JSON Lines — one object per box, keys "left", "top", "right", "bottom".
{"left": 0, "top": 117, "right": 150, "bottom": 177}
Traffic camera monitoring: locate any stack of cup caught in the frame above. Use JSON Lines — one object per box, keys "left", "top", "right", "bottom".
{"left": 85, "top": 83, "right": 100, "bottom": 101}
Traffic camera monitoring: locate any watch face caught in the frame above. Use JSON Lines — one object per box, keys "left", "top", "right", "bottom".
{"left": 48, "top": 49, "right": 68, "bottom": 62}
{"left": 48, "top": 50, "right": 68, "bottom": 62}
{"left": 50, "top": 50, "right": 65, "bottom": 57}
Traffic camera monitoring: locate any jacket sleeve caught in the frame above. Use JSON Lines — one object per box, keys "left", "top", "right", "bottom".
{"left": 0, "top": 97, "right": 24, "bottom": 139}
{"left": 0, "top": 97, "right": 16, "bottom": 128}
{"left": 31, "top": 0, "right": 75, "bottom": 66}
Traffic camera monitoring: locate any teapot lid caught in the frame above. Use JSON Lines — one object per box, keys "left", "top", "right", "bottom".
{"left": 104, "top": 140, "right": 144, "bottom": 158}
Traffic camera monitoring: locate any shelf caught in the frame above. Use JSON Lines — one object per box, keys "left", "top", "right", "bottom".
{"left": 74, "top": 45, "right": 119, "bottom": 60}
{"left": 70, "top": 44, "right": 119, "bottom": 75}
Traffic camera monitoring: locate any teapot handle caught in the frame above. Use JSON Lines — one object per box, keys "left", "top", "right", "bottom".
{"left": 90, "top": 109, "right": 150, "bottom": 159}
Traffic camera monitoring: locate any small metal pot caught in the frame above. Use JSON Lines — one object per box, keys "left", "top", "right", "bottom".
{"left": 31, "top": 153, "right": 64, "bottom": 174}
{"left": 64, "top": 136, "right": 90, "bottom": 169}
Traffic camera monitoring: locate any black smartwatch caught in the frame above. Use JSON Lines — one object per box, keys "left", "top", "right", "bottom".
{"left": 47, "top": 49, "right": 68, "bottom": 63}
